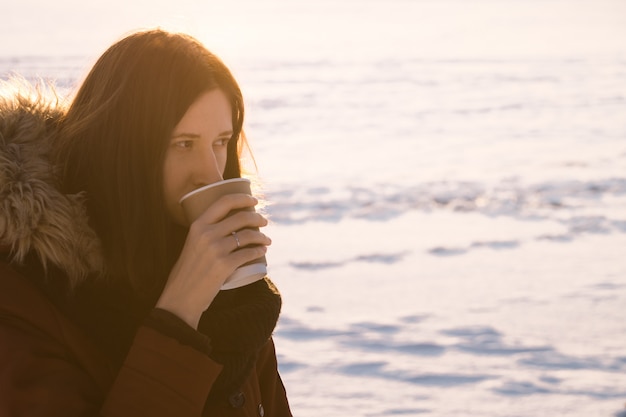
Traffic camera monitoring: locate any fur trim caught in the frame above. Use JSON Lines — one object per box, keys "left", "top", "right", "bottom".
{"left": 0, "top": 78, "right": 104, "bottom": 287}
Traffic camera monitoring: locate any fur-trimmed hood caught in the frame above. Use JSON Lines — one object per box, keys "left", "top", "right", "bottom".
{"left": 0, "top": 79, "right": 103, "bottom": 287}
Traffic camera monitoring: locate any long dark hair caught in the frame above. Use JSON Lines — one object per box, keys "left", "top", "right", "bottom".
{"left": 55, "top": 29, "right": 246, "bottom": 296}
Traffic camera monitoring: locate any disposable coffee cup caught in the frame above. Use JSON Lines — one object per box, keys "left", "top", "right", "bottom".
{"left": 179, "top": 178, "right": 267, "bottom": 290}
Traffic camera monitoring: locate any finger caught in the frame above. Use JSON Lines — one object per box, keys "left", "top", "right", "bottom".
{"left": 228, "top": 229, "right": 272, "bottom": 252}
{"left": 220, "top": 210, "right": 269, "bottom": 233}
{"left": 227, "top": 245, "right": 268, "bottom": 268}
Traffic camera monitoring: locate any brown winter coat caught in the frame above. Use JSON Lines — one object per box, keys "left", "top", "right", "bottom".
{"left": 0, "top": 81, "right": 291, "bottom": 416}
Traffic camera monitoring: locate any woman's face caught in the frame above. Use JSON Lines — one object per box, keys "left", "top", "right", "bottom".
{"left": 163, "top": 89, "right": 234, "bottom": 225}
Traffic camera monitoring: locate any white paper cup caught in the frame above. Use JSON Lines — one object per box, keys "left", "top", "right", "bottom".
{"left": 179, "top": 178, "right": 267, "bottom": 290}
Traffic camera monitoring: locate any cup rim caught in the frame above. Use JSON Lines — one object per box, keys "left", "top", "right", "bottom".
{"left": 179, "top": 177, "right": 251, "bottom": 204}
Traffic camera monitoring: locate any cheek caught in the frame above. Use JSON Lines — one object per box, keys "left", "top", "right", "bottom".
{"left": 219, "top": 147, "right": 230, "bottom": 175}
{"left": 162, "top": 158, "right": 176, "bottom": 202}
{"left": 162, "top": 156, "right": 186, "bottom": 223}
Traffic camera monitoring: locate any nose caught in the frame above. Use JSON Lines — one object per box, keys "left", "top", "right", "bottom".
{"left": 191, "top": 147, "right": 223, "bottom": 187}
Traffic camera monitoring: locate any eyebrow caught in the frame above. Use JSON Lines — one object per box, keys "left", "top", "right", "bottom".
{"left": 171, "top": 133, "right": 200, "bottom": 140}
{"left": 170, "top": 130, "right": 234, "bottom": 140}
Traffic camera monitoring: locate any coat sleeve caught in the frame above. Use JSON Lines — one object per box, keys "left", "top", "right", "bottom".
{"left": 101, "top": 326, "right": 223, "bottom": 416}
{"left": 0, "top": 318, "right": 223, "bottom": 417}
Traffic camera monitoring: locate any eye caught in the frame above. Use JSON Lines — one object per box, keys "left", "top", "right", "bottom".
{"left": 213, "top": 137, "right": 231, "bottom": 147}
{"left": 174, "top": 140, "right": 194, "bottom": 149}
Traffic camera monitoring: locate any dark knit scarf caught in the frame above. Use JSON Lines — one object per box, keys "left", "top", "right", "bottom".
{"left": 200, "top": 276, "right": 282, "bottom": 400}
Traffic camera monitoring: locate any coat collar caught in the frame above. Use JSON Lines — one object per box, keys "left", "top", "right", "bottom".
{"left": 0, "top": 79, "right": 104, "bottom": 288}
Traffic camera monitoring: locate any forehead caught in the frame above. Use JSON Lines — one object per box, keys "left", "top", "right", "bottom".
{"left": 174, "top": 89, "right": 233, "bottom": 133}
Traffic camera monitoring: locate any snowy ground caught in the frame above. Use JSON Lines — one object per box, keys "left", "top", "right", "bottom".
{"left": 266, "top": 187, "right": 626, "bottom": 417}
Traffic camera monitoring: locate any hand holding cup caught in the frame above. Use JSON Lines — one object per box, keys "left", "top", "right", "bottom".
{"left": 156, "top": 178, "right": 270, "bottom": 328}
{"left": 180, "top": 178, "right": 268, "bottom": 290}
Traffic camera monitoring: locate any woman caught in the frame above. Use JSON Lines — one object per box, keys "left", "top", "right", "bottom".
{"left": 0, "top": 29, "right": 291, "bottom": 416}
